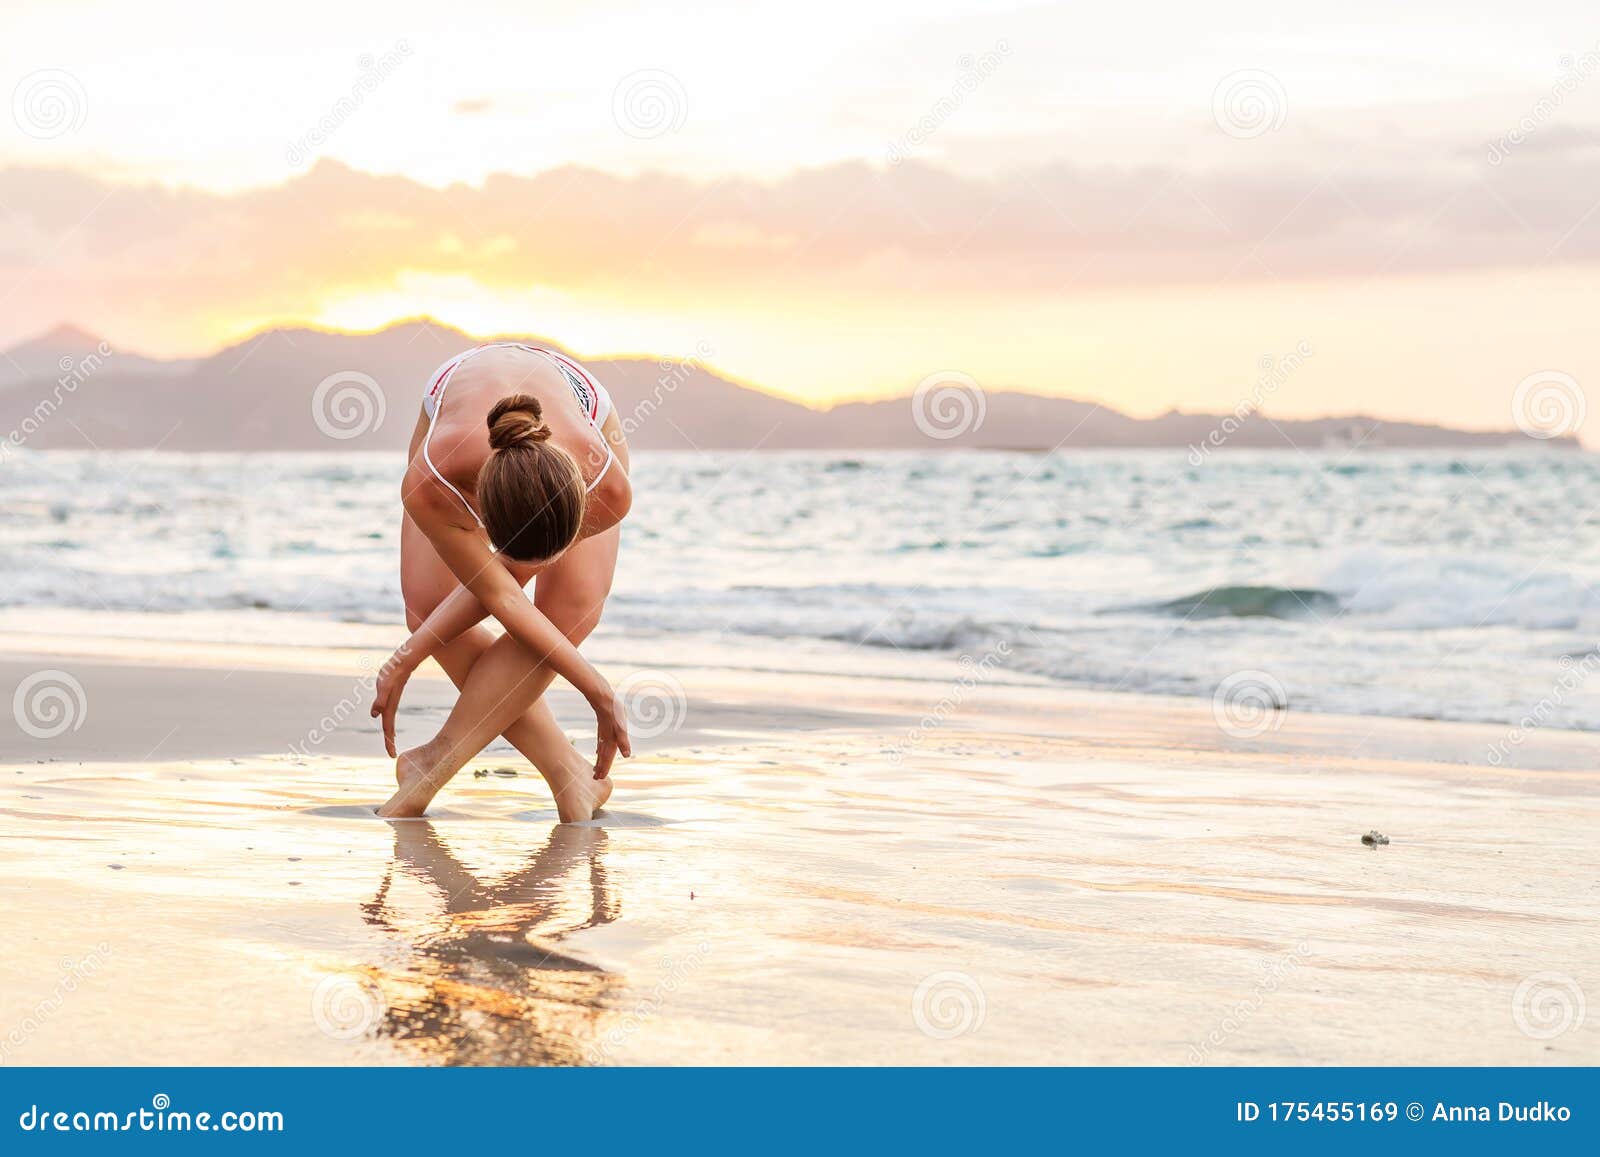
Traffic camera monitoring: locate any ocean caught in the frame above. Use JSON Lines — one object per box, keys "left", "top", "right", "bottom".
{"left": 4, "top": 447, "right": 1597, "bottom": 735}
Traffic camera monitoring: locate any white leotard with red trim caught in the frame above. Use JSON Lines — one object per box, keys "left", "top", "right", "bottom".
{"left": 419, "top": 343, "right": 618, "bottom": 526}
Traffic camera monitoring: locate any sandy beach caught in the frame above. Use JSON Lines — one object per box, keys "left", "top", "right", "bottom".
{"left": 1, "top": 620, "right": 1595, "bottom": 1067}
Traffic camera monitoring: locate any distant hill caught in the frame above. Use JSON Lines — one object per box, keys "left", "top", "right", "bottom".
{"left": 0, "top": 319, "right": 1579, "bottom": 452}
{"left": 0, "top": 323, "right": 194, "bottom": 390}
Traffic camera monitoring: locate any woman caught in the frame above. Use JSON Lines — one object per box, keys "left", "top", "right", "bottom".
{"left": 368, "top": 341, "right": 633, "bottom": 821}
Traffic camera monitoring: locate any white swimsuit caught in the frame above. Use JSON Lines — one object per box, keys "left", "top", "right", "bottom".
{"left": 420, "top": 343, "right": 619, "bottom": 526}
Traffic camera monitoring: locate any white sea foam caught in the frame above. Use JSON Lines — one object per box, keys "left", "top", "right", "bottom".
{"left": 2, "top": 448, "right": 1597, "bottom": 730}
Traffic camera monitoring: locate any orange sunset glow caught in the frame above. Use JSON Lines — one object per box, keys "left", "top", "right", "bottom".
{"left": 2, "top": 0, "right": 1598, "bottom": 439}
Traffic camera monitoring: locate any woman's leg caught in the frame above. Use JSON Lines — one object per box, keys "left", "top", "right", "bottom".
{"left": 385, "top": 514, "right": 617, "bottom": 821}
{"left": 382, "top": 519, "right": 621, "bottom": 821}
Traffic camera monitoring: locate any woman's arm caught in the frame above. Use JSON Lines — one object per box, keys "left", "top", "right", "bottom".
{"left": 579, "top": 446, "right": 632, "bottom": 539}
{"left": 374, "top": 466, "right": 631, "bottom": 774}
{"left": 431, "top": 519, "right": 629, "bottom": 773}
{"left": 394, "top": 543, "right": 545, "bottom": 669}
{"left": 412, "top": 581, "right": 490, "bottom": 652}
{"left": 371, "top": 459, "right": 523, "bottom": 752}
{"left": 370, "top": 552, "right": 545, "bottom": 752}
{"left": 369, "top": 582, "right": 491, "bottom": 757}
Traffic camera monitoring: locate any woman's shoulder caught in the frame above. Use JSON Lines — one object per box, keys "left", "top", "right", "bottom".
{"left": 402, "top": 450, "right": 473, "bottom": 521}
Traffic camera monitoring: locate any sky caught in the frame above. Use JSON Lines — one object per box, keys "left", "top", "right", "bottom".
{"left": 2, "top": 0, "right": 1599, "bottom": 439}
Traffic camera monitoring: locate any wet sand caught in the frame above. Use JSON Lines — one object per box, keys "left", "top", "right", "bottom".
{"left": 1, "top": 637, "right": 1596, "bottom": 1065}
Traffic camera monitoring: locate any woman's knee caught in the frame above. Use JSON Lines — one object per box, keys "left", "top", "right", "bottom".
{"left": 539, "top": 588, "right": 607, "bottom": 644}
{"left": 404, "top": 592, "right": 444, "bottom": 633}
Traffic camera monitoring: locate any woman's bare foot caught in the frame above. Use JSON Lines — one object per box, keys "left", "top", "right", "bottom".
{"left": 379, "top": 735, "right": 613, "bottom": 823}
{"left": 552, "top": 768, "right": 612, "bottom": 824}
{"left": 377, "top": 742, "right": 449, "bottom": 818}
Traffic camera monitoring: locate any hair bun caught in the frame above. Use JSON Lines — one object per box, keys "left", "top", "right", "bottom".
{"left": 487, "top": 394, "right": 552, "bottom": 450}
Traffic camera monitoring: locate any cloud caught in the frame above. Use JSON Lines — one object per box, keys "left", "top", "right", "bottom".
{"left": 3, "top": 142, "right": 1600, "bottom": 340}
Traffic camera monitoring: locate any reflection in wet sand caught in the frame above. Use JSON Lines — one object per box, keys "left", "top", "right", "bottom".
{"left": 359, "top": 823, "right": 621, "bottom": 1065}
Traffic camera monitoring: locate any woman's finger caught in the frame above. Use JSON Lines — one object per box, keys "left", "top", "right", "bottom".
{"left": 594, "top": 737, "right": 615, "bottom": 779}
{"left": 382, "top": 701, "right": 398, "bottom": 759}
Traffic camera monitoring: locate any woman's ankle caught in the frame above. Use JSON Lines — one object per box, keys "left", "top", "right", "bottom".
{"left": 400, "top": 735, "right": 452, "bottom": 785}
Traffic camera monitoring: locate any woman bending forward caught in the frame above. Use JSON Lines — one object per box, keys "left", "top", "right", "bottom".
{"left": 369, "top": 342, "right": 633, "bottom": 821}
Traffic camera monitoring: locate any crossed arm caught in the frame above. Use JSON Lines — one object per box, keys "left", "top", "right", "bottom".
{"left": 369, "top": 462, "right": 632, "bottom": 776}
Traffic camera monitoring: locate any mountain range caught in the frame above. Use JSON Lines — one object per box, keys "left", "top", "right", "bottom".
{"left": 0, "top": 320, "right": 1577, "bottom": 452}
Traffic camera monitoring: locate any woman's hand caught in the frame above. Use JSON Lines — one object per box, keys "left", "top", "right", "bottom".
{"left": 369, "top": 648, "right": 418, "bottom": 758}
{"left": 586, "top": 679, "right": 632, "bottom": 779}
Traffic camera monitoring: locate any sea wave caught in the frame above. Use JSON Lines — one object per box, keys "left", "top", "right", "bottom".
{"left": 3, "top": 448, "right": 1599, "bottom": 730}
{"left": 1108, "top": 585, "right": 1341, "bottom": 620}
